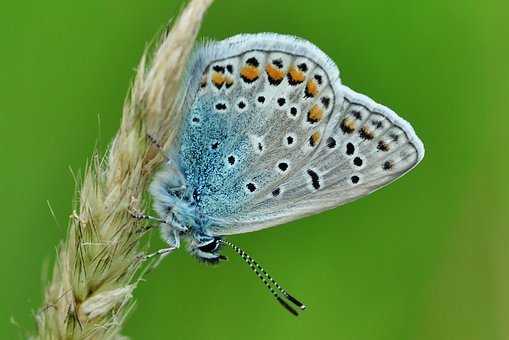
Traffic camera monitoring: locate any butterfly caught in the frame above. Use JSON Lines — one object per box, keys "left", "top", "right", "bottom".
{"left": 144, "top": 33, "right": 424, "bottom": 315}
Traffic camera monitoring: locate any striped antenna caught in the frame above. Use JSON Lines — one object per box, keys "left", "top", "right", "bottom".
{"left": 219, "top": 239, "right": 306, "bottom": 316}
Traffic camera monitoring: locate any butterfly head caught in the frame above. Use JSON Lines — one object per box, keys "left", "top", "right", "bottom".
{"left": 188, "top": 234, "right": 227, "bottom": 264}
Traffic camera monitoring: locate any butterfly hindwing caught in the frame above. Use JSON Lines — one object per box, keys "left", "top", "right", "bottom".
{"left": 175, "top": 33, "right": 424, "bottom": 235}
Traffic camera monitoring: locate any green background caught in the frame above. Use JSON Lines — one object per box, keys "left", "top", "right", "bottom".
{"left": 1, "top": 0, "right": 508, "bottom": 339}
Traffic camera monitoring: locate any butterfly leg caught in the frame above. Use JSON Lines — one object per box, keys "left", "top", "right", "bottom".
{"left": 141, "top": 229, "right": 180, "bottom": 262}
{"left": 130, "top": 210, "right": 188, "bottom": 232}
{"left": 143, "top": 246, "right": 177, "bottom": 260}
{"left": 130, "top": 210, "right": 165, "bottom": 223}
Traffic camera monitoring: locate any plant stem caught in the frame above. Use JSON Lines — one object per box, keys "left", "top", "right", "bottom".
{"left": 34, "top": 1, "right": 213, "bottom": 338}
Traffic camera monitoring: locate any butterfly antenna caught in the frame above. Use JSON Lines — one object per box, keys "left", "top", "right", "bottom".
{"left": 219, "top": 239, "right": 306, "bottom": 316}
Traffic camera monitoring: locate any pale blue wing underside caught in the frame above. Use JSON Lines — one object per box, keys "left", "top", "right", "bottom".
{"left": 173, "top": 33, "right": 424, "bottom": 236}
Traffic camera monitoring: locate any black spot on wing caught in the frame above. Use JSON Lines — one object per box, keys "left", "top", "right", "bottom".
{"left": 246, "top": 57, "right": 259, "bottom": 67}
{"left": 359, "top": 127, "right": 374, "bottom": 140}
{"left": 346, "top": 142, "right": 355, "bottom": 155}
{"left": 246, "top": 183, "right": 257, "bottom": 192}
{"left": 372, "top": 120, "right": 383, "bottom": 129}
{"left": 215, "top": 103, "right": 227, "bottom": 111}
{"left": 213, "top": 65, "right": 225, "bottom": 73}
{"left": 297, "top": 63, "right": 308, "bottom": 72}
{"left": 307, "top": 169, "right": 320, "bottom": 190}
{"left": 241, "top": 74, "right": 258, "bottom": 83}
{"left": 326, "top": 137, "right": 336, "bottom": 149}
{"left": 321, "top": 97, "right": 330, "bottom": 109}
{"left": 383, "top": 160, "right": 394, "bottom": 170}
{"left": 272, "top": 59, "right": 283, "bottom": 68}
{"left": 340, "top": 119, "right": 355, "bottom": 134}
{"left": 268, "top": 75, "right": 283, "bottom": 86}
{"left": 352, "top": 111, "right": 362, "bottom": 120}
{"left": 377, "top": 140, "right": 389, "bottom": 152}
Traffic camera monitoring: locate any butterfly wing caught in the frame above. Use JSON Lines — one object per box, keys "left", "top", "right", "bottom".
{"left": 174, "top": 33, "right": 424, "bottom": 236}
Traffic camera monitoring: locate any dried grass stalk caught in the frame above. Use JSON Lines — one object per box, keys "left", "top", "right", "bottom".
{"left": 34, "top": 0, "right": 214, "bottom": 338}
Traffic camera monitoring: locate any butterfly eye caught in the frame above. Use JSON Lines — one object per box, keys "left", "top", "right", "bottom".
{"left": 198, "top": 239, "right": 219, "bottom": 253}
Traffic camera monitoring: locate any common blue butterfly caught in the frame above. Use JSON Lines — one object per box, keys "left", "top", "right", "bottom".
{"left": 143, "top": 33, "right": 424, "bottom": 315}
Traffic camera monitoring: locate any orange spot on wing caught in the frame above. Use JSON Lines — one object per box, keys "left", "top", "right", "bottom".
{"left": 266, "top": 64, "right": 285, "bottom": 80}
{"left": 240, "top": 65, "right": 260, "bottom": 82}
{"left": 307, "top": 105, "right": 324, "bottom": 123}
{"left": 288, "top": 66, "right": 305, "bottom": 84}
{"left": 211, "top": 72, "right": 226, "bottom": 87}
{"left": 340, "top": 117, "right": 356, "bottom": 134}
{"left": 377, "top": 140, "right": 390, "bottom": 152}
{"left": 305, "top": 80, "right": 318, "bottom": 97}
{"left": 359, "top": 126, "right": 374, "bottom": 140}
{"left": 310, "top": 131, "right": 321, "bottom": 146}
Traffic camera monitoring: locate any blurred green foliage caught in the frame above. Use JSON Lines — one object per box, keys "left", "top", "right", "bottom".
{"left": 1, "top": 0, "right": 508, "bottom": 339}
